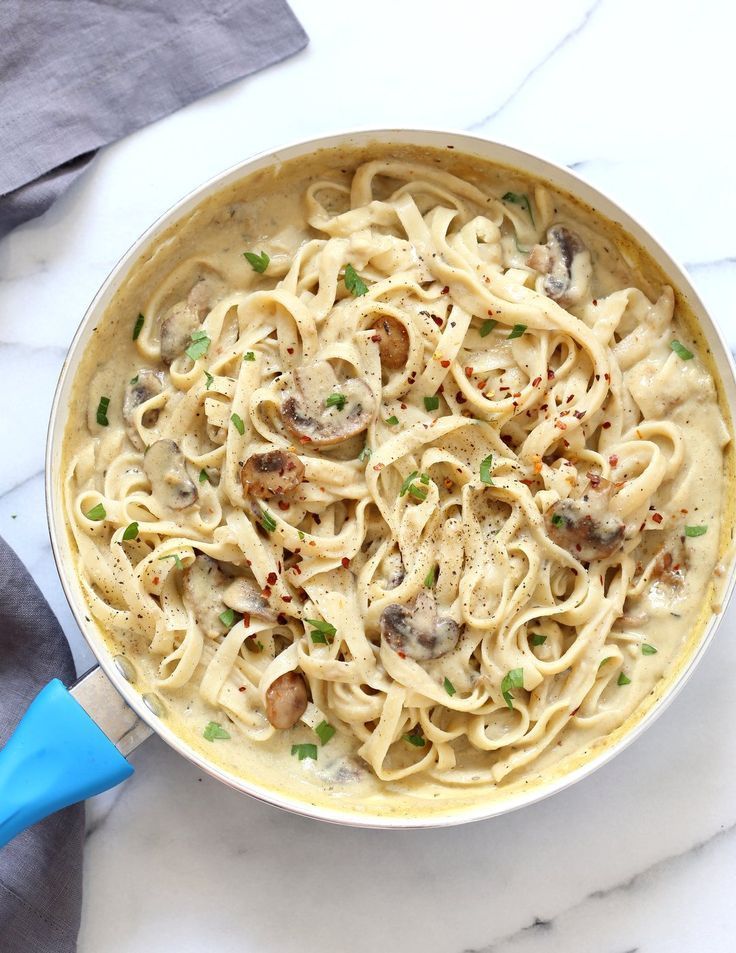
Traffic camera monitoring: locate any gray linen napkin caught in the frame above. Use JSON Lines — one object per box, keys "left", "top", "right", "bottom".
{"left": 0, "top": 536, "right": 83, "bottom": 953}
{"left": 0, "top": 0, "right": 308, "bottom": 237}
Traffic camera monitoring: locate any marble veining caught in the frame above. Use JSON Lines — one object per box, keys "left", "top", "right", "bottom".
{"left": 2, "top": 0, "right": 736, "bottom": 949}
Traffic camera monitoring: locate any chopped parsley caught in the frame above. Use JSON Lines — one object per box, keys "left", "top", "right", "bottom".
{"left": 132, "top": 313, "right": 145, "bottom": 340}
{"left": 122, "top": 521, "right": 139, "bottom": 540}
{"left": 617, "top": 672, "right": 632, "bottom": 686}
{"left": 502, "top": 191, "right": 535, "bottom": 224}
{"left": 685, "top": 525, "right": 707, "bottom": 537}
{"left": 231, "top": 413, "right": 245, "bottom": 435}
{"left": 508, "top": 324, "right": 527, "bottom": 340}
{"left": 218, "top": 608, "right": 241, "bottom": 629}
{"left": 260, "top": 508, "right": 277, "bottom": 533}
{"left": 642, "top": 643, "right": 658, "bottom": 655}
{"left": 551, "top": 512, "right": 565, "bottom": 526}
{"left": 344, "top": 263, "right": 368, "bottom": 296}
{"left": 244, "top": 250, "right": 270, "bottom": 273}
{"left": 96, "top": 396, "right": 110, "bottom": 427}
{"left": 159, "top": 554, "right": 183, "bottom": 570}
{"left": 358, "top": 445, "right": 372, "bottom": 462}
{"left": 130, "top": 375, "right": 139, "bottom": 385}
{"left": 403, "top": 732, "right": 426, "bottom": 747}
{"left": 291, "top": 743, "right": 318, "bottom": 761}
{"left": 443, "top": 676, "right": 456, "bottom": 697}
{"left": 480, "top": 318, "right": 498, "bottom": 337}
{"left": 315, "top": 720, "right": 336, "bottom": 746}
{"left": 307, "top": 618, "right": 336, "bottom": 644}
{"left": 203, "top": 721, "right": 231, "bottom": 741}
{"left": 243, "top": 351, "right": 256, "bottom": 361}
{"left": 185, "top": 329, "right": 211, "bottom": 361}
{"left": 85, "top": 503, "right": 106, "bottom": 521}
{"left": 424, "top": 564, "right": 437, "bottom": 589}
{"left": 670, "top": 340, "right": 694, "bottom": 361}
{"left": 530, "top": 634, "right": 547, "bottom": 646}
{"left": 297, "top": 530, "right": 306, "bottom": 541}
{"left": 385, "top": 415, "right": 399, "bottom": 426}
{"left": 479, "top": 454, "right": 494, "bottom": 485}
{"left": 424, "top": 394, "right": 440, "bottom": 411}
{"left": 599, "top": 657, "right": 613, "bottom": 669}
{"left": 199, "top": 468, "right": 210, "bottom": 484}
{"left": 204, "top": 370, "right": 214, "bottom": 389}
{"left": 399, "top": 471, "right": 429, "bottom": 501}
{"left": 325, "top": 392, "right": 347, "bottom": 411}
{"left": 501, "top": 668, "right": 523, "bottom": 709}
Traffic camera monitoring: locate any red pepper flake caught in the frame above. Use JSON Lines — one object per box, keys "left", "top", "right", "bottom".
{"left": 499, "top": 385, "right": 510, "bottom": 391}
{"left": 465, "top": 366, "right": 474, "bottom": 378}
{"left": 277, "top": 613, "right": 288, "bottom": 626}
{"left": 239, "top": 686, "right": 247, "bottom": 692}
{"left": 299, "top": 435, "right": 312, "bottom": 444}
{"left": 602, "top": 421, "right": 611, "bottom": 429}
{"left": 282, "top": 595, "right": 293, "bottom": 603}
{"left": 477, "top": 378, "right": 488, "bottom": 389}
{"left": 277, "top": 500, "right": 290, "bottom": 511}
{"left": 286, "top": 347, "right": 294, "bottom": 355}
{"left": 566, "top": 394, "right": 574, "bottom": 404}
{"left": 371, "top": 334, "right": 381, "bottom": 343}
{"left": 487, "top": 309, "right": 494, "bottom": 316}
{"left": 292, "top": 564, "right": 302, "bottom": 575}
{"left": 604, "top": 373, "right": 610, "bottom": 382}
{"left": 266, "top": 571, "right": 278, "bottom": 586}
{"left": 373, "top": 463, "right": 384, "bottom": 471}
{"left": 555, "top": 420, "right": 568, "bottom": 430}
{"left": 440, "top": 359, "right": 451, "bottom": 368}
{"left": 540, "top": 403, "right": 548, "bottom": 411}
{"left": 341, "top": 557, "right": 351, "bottom": 568}
{"left": 152, "top": 576, "right": 160, "bottom": 586}
{"left": 456, "top": 392, "right": 467, "bottom": 404}
{"left": 432, "top": 315, "right": 443, "bottom": 327}
{"left": 398, "top": 651, "right": 406, "bottom": 659}
{"left": 441, "top": 286, "right": 450, "bottom": 294}
{"left": 573, "top": 410, "right": 585, "bottom": 420}
{"left": 520, "top": 478, "right": 534, "bottom": 486}
{"left": 652, "top": 513, "right": 663, "bottom": 524}
{"left": 400, "top": 402, "right": 407, "bottom": 410}
{"left": 587, "top": 471, "right": 601, "bottom": 488}
{"left": 532, "top": 376, "right": 542, "bottom": 387}
{"left": 547, "top": 368, "right": 555, "bottom": 380}
{"left": 609, "top": 454, "right": 619, "bottom": 467}
{"left": 262, "top": 586, "right": 272, "bottom": 598}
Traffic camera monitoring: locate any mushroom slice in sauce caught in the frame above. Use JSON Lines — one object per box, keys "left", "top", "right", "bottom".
{"left": 159, "top": 302, "right": 200, "bottom": 364}
{"left": 380, "top": 590, "right": 460, "bottom": 661}
{"left": 186, "top": 277, "right": 221, "bottom": 318}
{"left": 545, "top": 489, "right": 625, "bottom": 561}
{"left": 123, "top": 369, "right": 163, "bottom": 450}
{"left": 182, "top": 554, "right": 230, "bottom": 637}
{"left": 371, "top": 315, "right": 410, "bottom": 369}
{"left": 222, "top": 578, "right": 276, "bottom": 621}
{"left": 281, "top": 361, "right": 376, "bottom": 446}
{"left": 526, "top": 225, "right": 592, "bottom": 307}
{"left": 265, "top": 671, "right": 308, "bottom": 729}
{"left": 240, "top": 449, "right": 305, "bottom": 498}
{"left": 143, "top": 439, "right": 198, "bottom": 510}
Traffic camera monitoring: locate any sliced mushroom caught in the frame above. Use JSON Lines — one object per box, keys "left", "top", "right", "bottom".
{"left": 380, "top": 590, "right": 460, "bottom": 661}
{"left": 182, "top": 555, "right": 229, "bottom": 638}
{"left": 265, "top": 671, "right": 308, "bottom": 729}
{"left": 123, "top": 369, "right": 163, "bottom": 450}
{"left": 160, "top": 302, "right": 200, "bottom": 364}
{"left": 143, "top": 439, "right": 198, "bottom": 510}
{"left": 281, "top": 361, "right": 376, "bottom": 446}
{"left": 545, "top": 493, "right": 625, "bottom": 561}
{"left": 526, "top": 225, "right": 591, "bottom": 307}
{"left": 187, "top": 277, "right": 220, "bottom": 318}
{"left": 371, "top": 315, "right": 409, "bottom": 369}
{"left": 241, "top": 449, "right": 305, "bottom": 498}
{"left": 222, "top": 577, "right": 276, "bottom": 621}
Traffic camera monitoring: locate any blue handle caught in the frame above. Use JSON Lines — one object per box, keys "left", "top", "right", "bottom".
{"left": 0, "top": 679, "right": 134, "bottom": 847}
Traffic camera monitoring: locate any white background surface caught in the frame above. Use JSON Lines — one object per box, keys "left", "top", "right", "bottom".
{"left": 2, "top": 1, "right": 736, "bottom": 950}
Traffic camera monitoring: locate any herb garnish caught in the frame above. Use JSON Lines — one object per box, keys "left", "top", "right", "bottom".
{"left": 96, "top": 396, "right": 110, "bottom": 427}
{"left": 685, "top": 525, "right": 707, "bottom": 537}
{"left": 443, "top": 676, "right": 456, "bottom": 697}
{"left": 219, "top": 608, "right": 241, "bottom": 629}
{"left": 502, "top": 192, "right": 535, "bottom": 224}
{"left": 243, "top": 351, "right": 256, "bottom": 361}
{"left": 403, "top": 732, "right": 426, "bottom": 747}
{"left": 291, "top": 743, "right": 318, "bottom": 761}
{"left": 315, "top": 721, "right": 336, "bottom": 745}
{"left": 260, "top": 508, "right": 277, "bottom": 533}
{"left": 642, "top": 643, "right": 658, "bottom": 655}
{"left": 551, "top": 513, "right": 565, "bottom": 526}
{"left": 479, "top": 454, "right": 494, "bottom": 485}
{"left": 133, "top": 313, "right": 145, "bottom": 340}
{"left": 399, "top": 471, "right": 429, "bottom": 501}
{"left": 670, "top": 340, "right": 694, "bottom": 361}
{"left": 617, "top": 672, "right": 631, "bottom": 686}
{"left": 325, "top": 393, "right": 347, "bottom": 411}
{"left": 185, "top": 330, "right": 211, "bottom": 361}
{"left": 203, "top": 721, "right": 231, "bottom": 741}
{"left": 122, "top": 521, "right": 139, "bottom": 540}
{"left": 130, "top": 375, "right": 139, "bottom": 385}
{"left": 530, "top": 634, "right": 547, "bottom": 646}
{"left": 307, "top": 618, "right": 336, "bottom": 644}
{"left": 508, "top": 324, "right": 527, "bottom": 340}
{"left": 358, "top": 445, "right": 372, "bottom": 462}
{"left": 480, "top": 318, "right": 498, "bottom": 337}
{"left": 231, "top": 413, "right": 245, "bottom": 435}
{"left": 159, "top": 554, "right": 183, "bottom": 570}
{"left": 344, "top": 263, "right": 368, "bottom": 296}
{"left": 424, "top": 395, "right": 440, "bottom": 411}
{"left": 85, "top": 503, "right": 106, "bottom": 521}
{"left": 204, "top": 370, "right": 214, "bottom": 389}
{"left": 424, "top": 564, "right": 437, "bottom": 589}
{"left": 244, "top": 250, "right": 270, "bottom": 273}
{"left": 385, "top": 415, "right": 399, "bottom": 426}
{"left": 501, "top": 668, "right": 524, "bottom": 709}
{"left": 199, "top": 468, "right": 210, "bottom": 484}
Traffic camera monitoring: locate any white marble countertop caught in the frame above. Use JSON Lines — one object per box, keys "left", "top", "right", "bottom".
{"left": 3, "top": 0, "right": 736, "bottom": 949}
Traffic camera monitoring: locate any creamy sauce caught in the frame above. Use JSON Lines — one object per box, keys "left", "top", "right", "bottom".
{"left": 60, "top": 144, "right": 735, "bottom": 819}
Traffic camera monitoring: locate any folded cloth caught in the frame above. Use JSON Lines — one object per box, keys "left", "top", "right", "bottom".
{"left": 0, "top": 537, "right": 83, "bottom": 952}
{"left": 0, "top": 0, "right": 308, "bottom": 238}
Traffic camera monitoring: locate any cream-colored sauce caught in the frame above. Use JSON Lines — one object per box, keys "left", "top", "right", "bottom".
{"left": 60, "top": 144, "right": 734, "bottom": 819}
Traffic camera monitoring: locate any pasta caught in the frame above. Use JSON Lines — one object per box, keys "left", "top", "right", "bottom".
{"left": 62, "top": 147, "right": 731, "bottom": 806}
